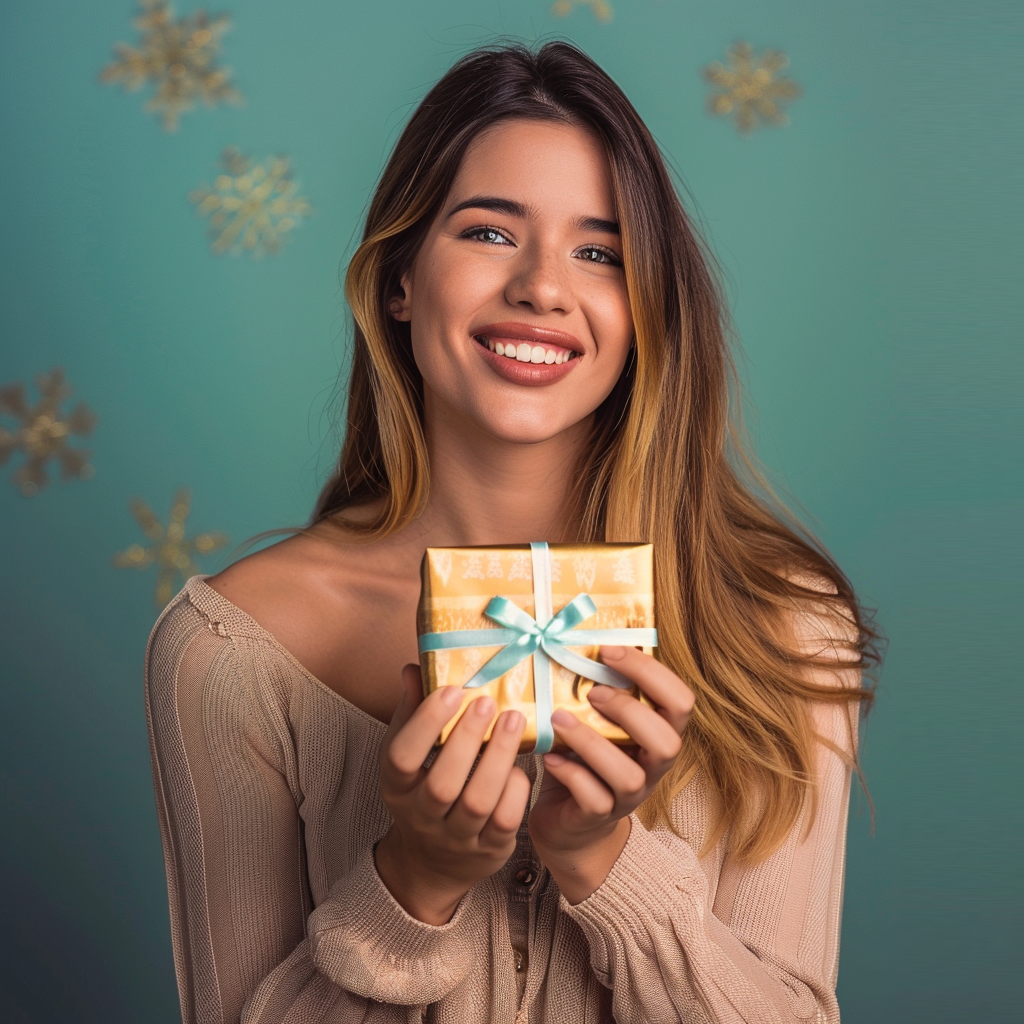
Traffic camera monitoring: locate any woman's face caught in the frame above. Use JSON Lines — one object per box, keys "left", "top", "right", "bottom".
{"left": 392, "top": 118, "right": 634, "bottom": 446}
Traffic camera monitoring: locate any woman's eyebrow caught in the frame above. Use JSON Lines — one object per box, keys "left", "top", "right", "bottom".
{"left": 445, "top": 194, "right": 619, "bottom": 235}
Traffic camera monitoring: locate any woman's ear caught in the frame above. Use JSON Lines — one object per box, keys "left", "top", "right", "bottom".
{"left": 389, "top": 276, "right": 412, "bottom": 321}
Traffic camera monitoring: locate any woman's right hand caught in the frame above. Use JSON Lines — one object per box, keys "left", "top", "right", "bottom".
{"left": 374, "top": 663, "right": 532, "bottom": 924}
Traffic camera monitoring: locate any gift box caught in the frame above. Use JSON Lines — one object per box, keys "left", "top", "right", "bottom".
{"left": 417, "top": 542, "right": 657, "bottom": 755}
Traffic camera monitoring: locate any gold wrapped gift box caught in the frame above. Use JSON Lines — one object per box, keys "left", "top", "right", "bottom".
{"left": 417, "top": 543, "right": 656, "bottom": 755}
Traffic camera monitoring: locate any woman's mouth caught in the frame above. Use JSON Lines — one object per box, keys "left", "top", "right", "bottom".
{"left": 473, "top": 335, "right": 579, "bottom": 365}
{"left": 471, "top": 334, "right": 582, "bottom": 386}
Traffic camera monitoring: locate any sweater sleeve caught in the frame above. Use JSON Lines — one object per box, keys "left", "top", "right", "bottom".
{"left": 144, "top": 597, "right": 487, "bottom": 1024}
{"left": 557, "top": 597, "right": 864, "bottom": 1024}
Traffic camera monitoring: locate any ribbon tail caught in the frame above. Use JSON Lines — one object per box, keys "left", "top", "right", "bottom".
{"left": 464, "top": 635, "right": 539, "bottom": 688}
{"left": 532, "top": 648, "right": 554, "bottom": 754}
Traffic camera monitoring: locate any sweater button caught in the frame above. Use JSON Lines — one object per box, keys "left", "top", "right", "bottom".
{"left": 514, "top": 866, "right": 537, "bottom": 888}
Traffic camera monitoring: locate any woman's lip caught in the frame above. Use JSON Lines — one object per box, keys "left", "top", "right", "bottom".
{"left": 473, "top": 336, "right": 581, "bottom": 386}
{"left": 472, "top": 321, "right": 585, "bottom": 355}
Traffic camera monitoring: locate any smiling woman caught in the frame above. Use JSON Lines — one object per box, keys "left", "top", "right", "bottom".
{"left": 143, "top": 39, "right": 882, "bottom": 1024}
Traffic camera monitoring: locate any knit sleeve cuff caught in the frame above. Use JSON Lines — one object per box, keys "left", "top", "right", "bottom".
{"left": 557, "top": 813, "right": 707, "bottom": 981}
{"left": 309, "top": 841, "right": 486, "bottom": 1005}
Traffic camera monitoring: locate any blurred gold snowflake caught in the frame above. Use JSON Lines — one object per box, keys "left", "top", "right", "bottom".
{"left": 550, "top": 0, "right": 614, "bottom": 21}
{"left": 0, "top": 368, "right": 96, "bottom": 496}
{"left": 99, "top": 0, "right": 241, "bottom": 131}
{"left": 189, "top": 147, "right": 311, "bottom": 257}
{"left": 113, "top": 488, "right": 229, "bottom": 606}
{"left": 702, "top": 40, "right": 802, "bottom": 134}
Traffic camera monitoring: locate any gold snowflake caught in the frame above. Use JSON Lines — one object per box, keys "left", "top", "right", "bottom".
{"left": 189, "top": 147, "right": 311, "bottom": 257}
{"left": 99, "top": 0, "right": 241, "bottom": 132}
{"left": 113, "top": 488, "right": 229, "bottom": 606}
{"left": 0, "top": 368, "right": 96, "bottom": 496}
{"left": 702, "top": 40, "right": 802, "bottom": 134}
{"left": 550, "top": 0, "right": 614, "bottom": 21}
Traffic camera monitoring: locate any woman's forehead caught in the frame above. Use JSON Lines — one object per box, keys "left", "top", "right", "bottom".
{"left": 447, "top": 120, "right": 616, "bottom": 219}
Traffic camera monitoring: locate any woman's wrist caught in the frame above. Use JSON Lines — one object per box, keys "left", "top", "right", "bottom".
{"left": 373, "top": 829, "right": 472, "bottom": 926}
{"left": 533, "top": 816, "right": 632, "bottom": 905}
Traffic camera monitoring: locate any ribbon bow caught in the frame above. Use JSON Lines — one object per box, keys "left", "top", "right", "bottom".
{"left": 418, "top": 543, "right": 658, "bottom": 753}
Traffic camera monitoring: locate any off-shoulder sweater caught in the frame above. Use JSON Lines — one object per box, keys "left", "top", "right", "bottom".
{"left": 144, "top": 574, "right": 859, "bottom": 1024}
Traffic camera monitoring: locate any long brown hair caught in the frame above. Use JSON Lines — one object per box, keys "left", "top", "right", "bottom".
{"left": 312, "top": 40, "right": 882, "bottom": 864}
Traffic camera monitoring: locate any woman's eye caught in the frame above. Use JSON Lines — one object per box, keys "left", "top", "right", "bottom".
{"left": 464, "top": 226, "right": 512, "bottom": 246}
{"left": 577, "top": 246, "right": 622, "bottom": 267}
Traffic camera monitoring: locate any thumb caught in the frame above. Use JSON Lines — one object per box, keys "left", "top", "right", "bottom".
{"left": 389, "top": 663, "right": 422, "bottom": 727}
{"left": 381, "top": 664, "right": 419, "bottom": 752}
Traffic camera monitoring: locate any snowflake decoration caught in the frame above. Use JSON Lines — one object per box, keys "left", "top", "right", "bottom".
{"left": 99, "top": 0, "right": 241, "bottom": 132}
{"left": 0, "top": 368, "right": 96, "bottom": 497}
{"left": 113, "top": 488, "right": 229, "bottom": 606}
{"left": 573, "top": 555, "right": 597, "bottom": 590}
{"left": 508, "top": 552, "right": 532, "bottom": 581}
{"left": 612, "top": 551, "right": 636, "bottom": 585}
{"left": 550, "top": 0, "right": 613, "bottom": 21}
{"left": 702, "top": 40, "right": 802, "bottom": 134}
{"left": 189, "top": 147, "right": 311, "bottom": 257}
{"left": 461, "top": 554, "right": 485, "bottom": 580}
{"left": 434, "top": 550, "right": 452, "bottom": 586}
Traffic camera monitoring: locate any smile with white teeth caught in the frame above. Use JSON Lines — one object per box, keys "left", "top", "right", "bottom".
{"left": 475, "top": 336, "right": 578, "bottom": 365}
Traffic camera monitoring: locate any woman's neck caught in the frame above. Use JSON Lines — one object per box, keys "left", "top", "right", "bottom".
{"left": 311, "top": 402, "right": 593, "bottom": 578}
{"left": 414, "top": 406, "right": 592, "bottom": 549}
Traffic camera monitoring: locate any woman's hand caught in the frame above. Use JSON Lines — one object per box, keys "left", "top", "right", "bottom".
{"left": 528, "top": 645, "right": 694, "bottom": 861}
{"left": 375, "top": 664, "right": 532, "bottom": 923}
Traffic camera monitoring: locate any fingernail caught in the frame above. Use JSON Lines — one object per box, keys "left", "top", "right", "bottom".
{"left": 441, "top": 687, "right": 462, "bottom": 707}
{"left": 474, "top": 696, "right": 496, "bottom": 717}
{"left": 503, "top": 710, "right": 525, "bottom": 733}
{"left": 544, "top": 753, "right": 567, "bottom": 765}
{"left": 588, "top": 684, "right": 614, "bottom": 703}
{"left": 551, "top": 708, "right": 577, "bottom": 728}
{"left": 601, "top": 645, "right": 626, "bottom": 661}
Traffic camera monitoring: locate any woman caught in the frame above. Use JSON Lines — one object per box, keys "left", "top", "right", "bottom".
{"left": 145, "top": 40, "right": 880, "bottom": 1024}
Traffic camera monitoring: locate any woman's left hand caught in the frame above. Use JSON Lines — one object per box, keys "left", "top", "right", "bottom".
{"left": 527, "top": 645, "right": 694, "bottom": 857}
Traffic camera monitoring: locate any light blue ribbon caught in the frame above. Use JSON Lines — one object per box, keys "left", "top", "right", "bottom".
{"left": 418, "top": 542, "right": 658, "bottom": 754}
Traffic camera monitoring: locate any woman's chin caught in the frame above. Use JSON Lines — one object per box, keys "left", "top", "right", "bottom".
{"left": 423, "top": 387, "right": 593, "bottom": 448}
{"left": 475, "top": 411, "right": 590, "bottom": 448}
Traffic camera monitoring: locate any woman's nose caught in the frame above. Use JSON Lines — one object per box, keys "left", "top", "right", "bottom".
{"left": 503, "top": 247, "right": 575, "bottom": 315}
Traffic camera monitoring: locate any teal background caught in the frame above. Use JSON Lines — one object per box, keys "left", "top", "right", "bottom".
{"left": 1, "top": 1, "right": 1017, "bottom": 1021}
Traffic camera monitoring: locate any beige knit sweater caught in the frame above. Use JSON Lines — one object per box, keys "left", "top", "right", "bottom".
{"left": 144, "top": 575, "right": 859, "bottom": 1024}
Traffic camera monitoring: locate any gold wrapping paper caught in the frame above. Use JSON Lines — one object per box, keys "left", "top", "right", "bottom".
{"left": 417, "top": 543, "right": 656, "bottom": 754}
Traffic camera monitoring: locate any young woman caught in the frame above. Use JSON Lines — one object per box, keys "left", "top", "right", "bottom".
{"left": 145, "top": 41, "right": 880, "bottom": 1024}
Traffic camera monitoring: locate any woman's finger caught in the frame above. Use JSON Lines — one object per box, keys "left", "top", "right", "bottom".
{"left": 418, "top": 694, "right": 497, "bottom": 810}
{"left": 447, "top": 709, "right": 526, "bottom": 836}
{"left": 541, "top": 753, "right": 617, "bottom": 817}
{"left": 549, "top": 713, "right": 649, "bottom": 804}
{"left": 599, "top": 646, "right": 695, "bottom": 733}
{"left": 586, "top": 684, "right": 686, "bottom": 761}
{"left": 382, "top": 673, "right": 465, "bottom": 781}
{"left": 478, "top": 764, "right": 533, "bottom": 845}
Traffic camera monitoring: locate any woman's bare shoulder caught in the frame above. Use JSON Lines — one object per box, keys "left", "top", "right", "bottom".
{"left": 207, "top": 532, "right": 328, "bottom": 618}
{"left": 204, "top": 532, "right": 355, "bottom": 667}
{"left": 204, "top": 522, "right": 421, "bottom": 717}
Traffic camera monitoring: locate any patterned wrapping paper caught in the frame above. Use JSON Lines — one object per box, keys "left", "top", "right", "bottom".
{"left": 417, "top": 543, "right": 657, "bottom": 755}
